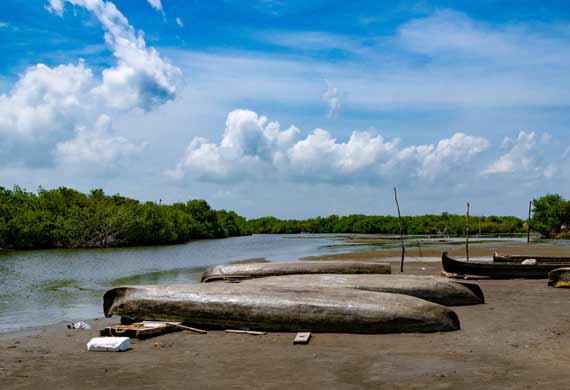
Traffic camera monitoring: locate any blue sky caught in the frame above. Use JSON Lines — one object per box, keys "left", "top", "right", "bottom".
{"left": 1, "top": 0, "right": 570, "bottom": 218}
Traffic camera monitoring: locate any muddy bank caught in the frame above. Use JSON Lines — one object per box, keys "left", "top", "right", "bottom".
{"left": 1, "top": 261, "right": 569, "bottom": 389}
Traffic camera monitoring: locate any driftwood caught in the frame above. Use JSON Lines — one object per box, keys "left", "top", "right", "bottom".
{"left": 547, "top": 268, "right": 570, "bottom": 288}
{"left": 103, "top": 284, "right": 460, "bottom": 334}
{"left": 201, "top": 261, "right": 391, "bottom": 283}
{"left": 240, "top": 274, "right": 484, "bottom": 306}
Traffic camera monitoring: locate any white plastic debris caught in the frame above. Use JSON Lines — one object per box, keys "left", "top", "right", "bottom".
{"left": 86, "top": 337, "right": 131, "bottom": 352}
{"left": 68, "top": 321, "right": 91, "bottom": 330}
{"left": 522, "top": 259, "right": 537, "bottom": 265}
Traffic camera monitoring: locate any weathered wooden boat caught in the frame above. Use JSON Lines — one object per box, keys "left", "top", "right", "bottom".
{"left": 240, "top": 274, "right": 484, "bottom": 306}
{"left": 200, "top": 261, "right": 391, "bottom": 283}
{"left": 547, "top": 268, "right": 570, "bottom": 288}
{"left": 103, "top": 284, "right": 460, "bottom": 333}
{"left": 442, "top": 252, "right": 567, "bottom": 279}
{"left": 493, "top": 253, "right": 570, "bottom": 263}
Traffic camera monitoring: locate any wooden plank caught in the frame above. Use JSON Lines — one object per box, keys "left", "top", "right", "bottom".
{"left": 225, "top": 329, "right": 266, "bottom": 335}
{"left": 293, "top": 332, "right": 311, "bottom": 345}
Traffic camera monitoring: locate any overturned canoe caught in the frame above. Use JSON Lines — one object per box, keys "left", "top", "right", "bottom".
{"left": 240, "top": 274, "right": 484, "bottom": 306}
{"left": 104, "top": 284, "right": 459, "bottom": 333}
{"left": 443, "top": 252, "right": 566, "bottom": 279}
{"left": 547, "top": 268, "right": 570, "bottom": 288}
{"left": 494, "top": 253, "right": 570, "bottom": 263}
{"left": 200, "top": 261, "right": 391, "bottom": 283}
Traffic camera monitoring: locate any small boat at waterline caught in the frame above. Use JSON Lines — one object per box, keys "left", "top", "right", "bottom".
{"left": 240, "top": 274, "right": 484, "bottom": 306}
{"left": 200, "top": 261, "right": 391, "bottom": 283}
{"left": 493, "top": 253, "right": 570, "bottom": 264}
{"left": 547, "top": 268, "right": 570, "bottom": 288}
{"left": 442, "top": 252, "right": 567, "bottom": 279}
{"left": 103, "top": 284, "right": 460, "bottom": 334}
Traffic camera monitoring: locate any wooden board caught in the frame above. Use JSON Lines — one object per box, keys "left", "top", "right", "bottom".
{"left": 101, "top": 321, "right": 181, "bottom": 339}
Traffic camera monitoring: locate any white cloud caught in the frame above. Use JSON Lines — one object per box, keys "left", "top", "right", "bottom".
{"left": 146, "top": 0, "right": 163, "bottom": 12}
{"left": 56, "top": 115, "right": 146, "bottom": 172}
{"left": 0, "top": 0, "right": 180, "bottom": 168}
{"left": 483, "top": 131, "right": 553, "bottom": 178}
{"left": 322, "top": 79, "right": 341, "bottom": 118}
{"left": 169, "top": 109, "right": 489, "bottom": 185}
{"left": 176, "top": 17, "right": 184, "bottom": 28}
{"left": 45, "top": 0, "right": 64, "bottom": 16}
{"left": 66, "top": 0, "right": 180, "bottom": 111}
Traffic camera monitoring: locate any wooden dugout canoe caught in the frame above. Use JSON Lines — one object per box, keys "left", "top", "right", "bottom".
{"left": 240, "top": 274, "right": 484, "bottom": 306}
{"left": 200, "top": 261, "right": 391, "bottom": 283}
{"left": 494, "top": 253, "right": 570, "bottom": 263}
{"left": 103, "top": 284, "right": 460, "bottom": 334}
{"left": 442, "top": 252, "right": 566, "bottom": 279}
{"left": 547, "top": 268, "right": 570, "bottom": 288}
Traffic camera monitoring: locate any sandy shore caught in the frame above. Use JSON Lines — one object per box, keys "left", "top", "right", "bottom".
{"left": 1, "top": 259, "right": 569, "bottom": 389}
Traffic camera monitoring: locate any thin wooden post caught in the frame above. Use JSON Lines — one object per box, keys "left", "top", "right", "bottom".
{"left": 527, "top": 200, "right": 532, "bottom": 243}
{"left": 416, "top": 240, "right": 423, "bottom": 257}
{"left": 394, "top": 187, "right": 405, "bottom": 272}
{"left": 465, "top": 202, "right": 470, "bottom": 262}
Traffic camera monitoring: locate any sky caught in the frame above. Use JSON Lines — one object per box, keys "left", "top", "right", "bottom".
{"left": 1, "top": 0, "right": 570, "bottom": 218}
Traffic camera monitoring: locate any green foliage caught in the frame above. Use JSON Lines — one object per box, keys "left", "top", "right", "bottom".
{"left": 0, "top": 186, "right": 251, "bottom": 249}
{"left": 531, "top": 194, "right": 570, "bottom": 238}
{"left": 247, "top": 213, "right": 525, "bottom": 236}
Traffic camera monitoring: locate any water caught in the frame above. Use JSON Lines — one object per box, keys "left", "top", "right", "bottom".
{"left": 0, "top": 234, "right": 352, "bottom": 333}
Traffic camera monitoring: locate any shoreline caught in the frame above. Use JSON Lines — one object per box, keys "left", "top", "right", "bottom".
{"left": 2, "top": 261, "right": 569, "bottom": 389}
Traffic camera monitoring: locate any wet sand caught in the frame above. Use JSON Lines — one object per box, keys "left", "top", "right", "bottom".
{"left": 2, "top": 258, "right": 569, "bottom": 389}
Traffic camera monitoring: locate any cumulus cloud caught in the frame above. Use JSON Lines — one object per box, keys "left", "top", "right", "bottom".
{"left": 1, "top": 0, "right": 180, "bottom": 169}
{"left": 322, "top": 79, "right": 341, "bottom": 119}
{"left": 176, "top": 17, "right": 184, "bottom": 28}
{"left": 56, "top": 115, "right": 146, "bottom": 172}
{"left": 146, "top": 0, "right": 163, "bottom": 12}
{"left": 483, "top": 131, "right": 553, "bottom": 178}
{"left": 168, "top": 109, "right": 489, "bottom": 185}
{"left": 65, "top": 0, "right": 180, "bottom": 111}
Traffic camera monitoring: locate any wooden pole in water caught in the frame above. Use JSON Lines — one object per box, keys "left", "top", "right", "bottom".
{"left": 527, "top": 200, "right": 532, "bottom": 244}
{"left": 394, "top": 187, "right": 405, "bottom": 272}
{"left": 465, "top": 202, "right": 470, "bottom": 261}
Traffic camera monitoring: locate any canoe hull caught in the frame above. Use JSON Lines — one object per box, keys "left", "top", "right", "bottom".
{"left": 240, "top": 274, "right": 484, "bottom": 306}
{"left": 547, "top": 268, "right": 570, "bottom": 288}
{"left": 201, "top": 261, "right": 391, "bottom": 283}
{"left": 442, "top": 252, "right": 565, "bottom": 279}
{"left": 494, "top": 253, "right": 570, "bottom": 264}
{"left": 104, "top": 284, "right": 460, "bottom": 334}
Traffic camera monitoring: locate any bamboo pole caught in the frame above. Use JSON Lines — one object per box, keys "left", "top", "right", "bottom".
{"left": 465, "top": 202, "right": 470, "bottom": 262}
{"left": 394, "top": 187, "right": 405, "bottom": 272}
{"left": 527, "top": 200, "right": 532, "bottom": 244}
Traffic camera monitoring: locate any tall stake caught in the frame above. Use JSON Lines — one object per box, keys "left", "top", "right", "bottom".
{"left": 527, "top": 200, "right": 532, "bottom": 244}
{"left": 465, "top": 202, "right": 470, "bottom": 261}
{"left": 394, "top": 187, "right": 405, "bottom": 272}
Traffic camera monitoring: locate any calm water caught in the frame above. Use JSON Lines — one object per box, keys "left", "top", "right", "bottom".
{"left": 0, "top": 234, "right": 357, "bottom": 333}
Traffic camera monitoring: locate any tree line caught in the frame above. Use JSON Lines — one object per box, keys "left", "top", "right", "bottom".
{"left": 1, "top": 187, "right": 565, "bottom": 250}
{"left": 0, "top": 186, "right": 250, "bottom": 249}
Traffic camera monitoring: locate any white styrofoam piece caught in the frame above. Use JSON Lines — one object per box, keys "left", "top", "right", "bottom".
{"left": 86, "top": 337, "right": 131, "bottom": 352}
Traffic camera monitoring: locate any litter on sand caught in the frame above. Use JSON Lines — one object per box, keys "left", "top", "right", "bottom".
{"left": 86, "top": 337, "right": 131, "bottom": 352}
{"left": 293, "top": 332, "right": 311, "bottom": 345}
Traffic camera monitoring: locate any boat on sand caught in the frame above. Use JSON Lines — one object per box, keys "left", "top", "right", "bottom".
{"left": 442, "top": 252, "right": 566, "bottom": 279}
{"left": 104, "top": 283, "right": 460, "bottom": 334}
{"left": 200, "top": 261, "right": 391, "bottom": 283}
{"left": 547, "top": 268, "right": 570, "bottom": 288}
{"left": 239, "top": 274, "right": 484, "bottom": 306}
{"left": 493, "top": 253, "right": 570, "bottom": 264}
